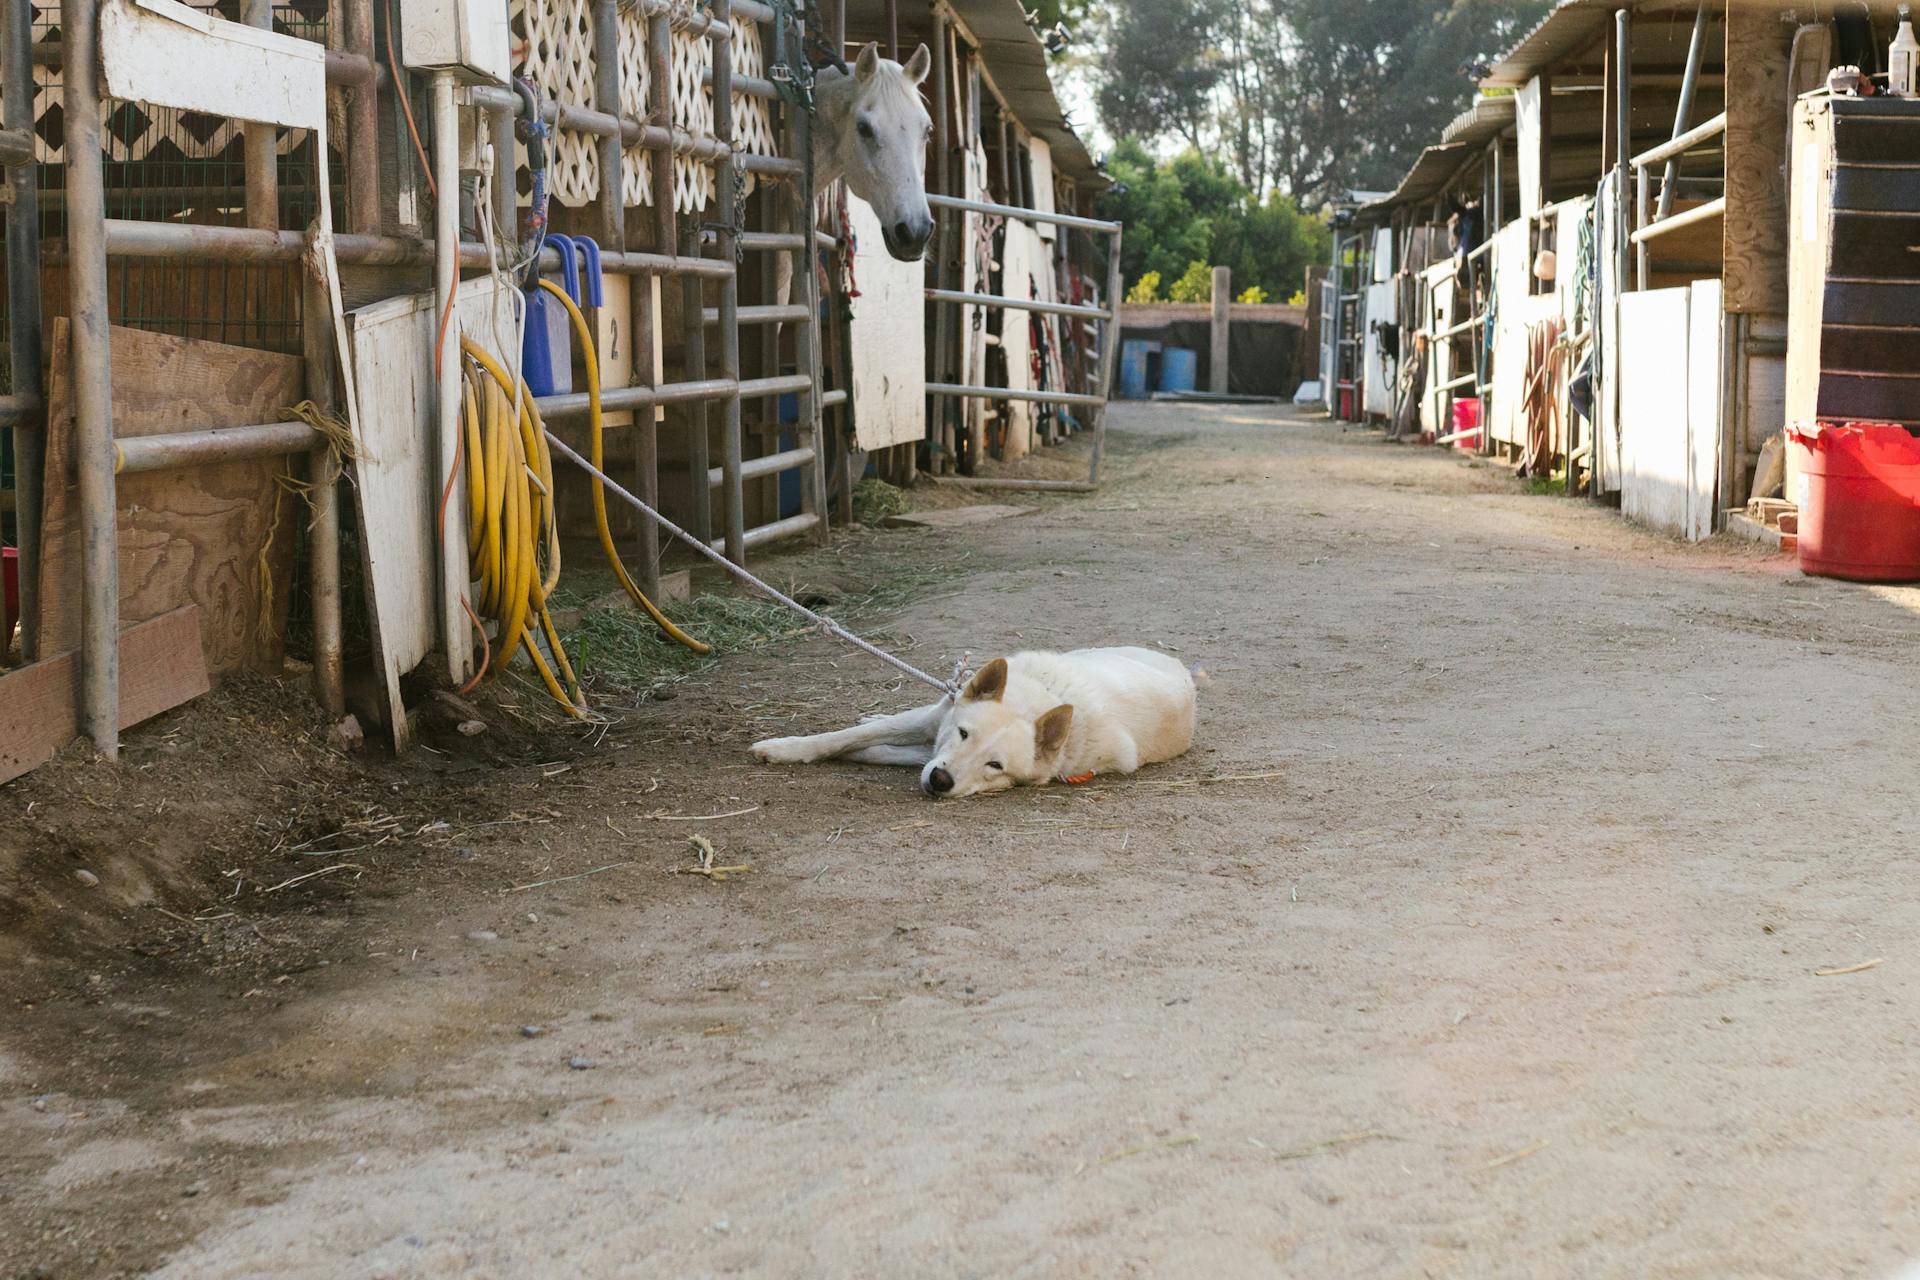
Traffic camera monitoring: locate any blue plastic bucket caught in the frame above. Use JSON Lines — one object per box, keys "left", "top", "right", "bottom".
{"left": 1159, "top": 347, "right": 1198, "bottom": 393}
{"left": 1119, "top": 341, "right": 1154, "bottom": 400}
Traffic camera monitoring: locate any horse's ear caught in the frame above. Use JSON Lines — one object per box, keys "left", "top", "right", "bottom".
{"left": 903, "top": 43, "right": 931, "bottom": 85}
{"left": 855, "top": 41, "right": 882, "bottom": 83}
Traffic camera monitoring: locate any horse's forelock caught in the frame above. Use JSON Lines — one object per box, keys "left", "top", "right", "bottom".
{"left": 857, "top": 60, "right": 928, "bottom": 121}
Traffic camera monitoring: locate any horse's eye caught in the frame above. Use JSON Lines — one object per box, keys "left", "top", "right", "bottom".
{"left": 857, "top": 120, "right": 875, "bottom": 141}
{"left": 958, "top": 728, "right": 969, "bottom": 740}
{"left": 987, "top": 761, "right": 1003, "bottom": 771}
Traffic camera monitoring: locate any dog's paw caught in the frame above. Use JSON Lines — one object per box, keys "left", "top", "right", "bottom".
{"left": 751, "top": 736, "right": 815, "bottom": 764}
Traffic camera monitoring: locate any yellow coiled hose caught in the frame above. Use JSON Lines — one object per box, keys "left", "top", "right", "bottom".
{"left": 453, "top": 276, "right": 707, "bottom": 717}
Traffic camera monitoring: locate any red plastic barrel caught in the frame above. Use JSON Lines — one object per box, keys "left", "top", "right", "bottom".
{"left": 1787, "top": 422, "right": 1920, "bottom": 582}
{"left": 1451, "top": 398, "right": 1482, "bottom": 450}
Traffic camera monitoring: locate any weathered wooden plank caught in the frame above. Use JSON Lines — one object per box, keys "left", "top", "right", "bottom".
{"left": 345, "top": 275, "right": 516, "bottom": 750}
{"left": 0, "top": 605, "right": 209, "bottom": 786}
{"left": 1723, "top": 3, "right": 1794, "bottom": 315}
{"left": 850, "top": 195, "right": 928, "bottom": 452}
{"left": 38, "top": 321, "right": 303, "bottom": 676}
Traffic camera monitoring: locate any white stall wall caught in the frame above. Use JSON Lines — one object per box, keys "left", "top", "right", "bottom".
{"left": 1617, "top": 281, "right": 1721, "bottom": 541}
{"left": 1422, "top": 260, "right": 1457, "bottom": 437}
{"left": 1595, "top": 172, "right": 1623, "bottom": 492}
{"left": 849, "top": 196, "right": 927, "bottom": 451}
{"left": 1363, "top": 279, "right": 1397, "bottom": 418}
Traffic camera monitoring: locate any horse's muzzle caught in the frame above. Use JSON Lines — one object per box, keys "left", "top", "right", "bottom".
{"left": 883, "top": 215, "right": 933, "bottom": 262}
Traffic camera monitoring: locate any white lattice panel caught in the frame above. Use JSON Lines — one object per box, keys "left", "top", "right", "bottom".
{"left": 617, "top": 5, "right": 652, "bottom": 207}
{"left": 513, "top": 0, "right": 600, "bottom": 206}
{"left": 731, "top": 16, "right": 774, "bottom": 161}
{"left": 510, "top": 0, "right": 778, "bottom": 215}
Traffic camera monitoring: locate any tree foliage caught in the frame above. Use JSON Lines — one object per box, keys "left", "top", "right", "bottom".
{"left": 1097, "top": 137, "right": 1330, "bottom": 303}
{"left": 1088, "top": 0, "right": 1549, "bottom": 203}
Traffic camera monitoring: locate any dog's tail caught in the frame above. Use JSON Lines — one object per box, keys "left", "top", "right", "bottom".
{"left": 1188, "top": 660, "right": 1212, "bottom": 689}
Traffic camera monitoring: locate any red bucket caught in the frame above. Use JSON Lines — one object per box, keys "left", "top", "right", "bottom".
{"left": 1786, "top": 422, "right": 1920, "bottom": 582}
{"left": 1451, "top": 398, "right": 1481, "bottom": 450}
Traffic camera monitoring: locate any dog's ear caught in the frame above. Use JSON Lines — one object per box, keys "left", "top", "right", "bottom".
{"left": 963, "top": 657, "right": 1008, "bottom": 702}
{"left": 1034, "top": 704, "right": 1074, "bottom": 758}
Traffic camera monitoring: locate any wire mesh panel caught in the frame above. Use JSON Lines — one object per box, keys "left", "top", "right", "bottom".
{"left": 0, "top": 0, "right": 344, "bottom": 355}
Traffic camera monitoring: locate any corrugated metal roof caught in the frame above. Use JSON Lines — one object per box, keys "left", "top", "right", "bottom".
{"left": 943, "top": 0, "right": 1106, "bottom": 185}
{"left": 1481, "top": 0, "right": 1617, "bottom": 89}
{"left": 1353, "top": 92, "right": 1511, "bottom": 221}
{"left": 1441, "top": 94, "right": 1516, "bottom": 145}
{"left": 1354, "top": 142, "right": 1476, "bottom": 221}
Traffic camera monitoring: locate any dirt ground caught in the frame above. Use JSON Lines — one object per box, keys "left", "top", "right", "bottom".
{"left": 5, "top": 402, "right": 1920, "bottom": 1279}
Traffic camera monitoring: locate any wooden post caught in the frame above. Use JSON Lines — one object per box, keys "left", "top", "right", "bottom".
{"left": 1210, "top": 266, "right": 1231, "bottom": 393}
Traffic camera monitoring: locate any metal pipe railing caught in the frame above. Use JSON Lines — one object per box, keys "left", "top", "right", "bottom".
{"left": 926, "top": 381, "right": 1104, "bottom": 408}
{"left": 712, "top": 0, "right": 746, "bottom": 564}
{"left": 926, "top": 288, "right": 1111, "bottom": 321}
{"left": 61, "top": 0, "right": 119, "bottom": 755}
{"left": 114, "top": 421, "right": 319, "bottom": 475}
{"left": 5, "top": 0, "right": 44, "bottom": 659}
{"left": 342, "top": 0, "right": 379, "bottom": 235}
{"left": 707, "top": 512, "right": 818, "bottom": 554}
{"left": 707, "top": 446, "right": 816, "bottom": 486}
{"left": 1630, "top": 110, "right": 1727, "bottom": 172}
{"left": 69, "top": 220, "right": 735, "bottom": 278}
{"left": 536, "top": 378, "right": 740, "bottom": 421}
{"left": 701, "top": 304, "right": 810, "bottom": 326}
{"left": 300, "top": 270, "right": 345, "bottom": 717}
{"left": 927, "top": 191, "right": 1120, "bottom": 233}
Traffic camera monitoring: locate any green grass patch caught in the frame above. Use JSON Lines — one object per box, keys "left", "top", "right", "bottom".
{"left": 551, "top": 539, "right": 968, "bottom": 700}
{"left": 852, "top": 478, "right": 909, "bottom": 525}
{"left": 1523, "top": 471, "right": 1568, "bottom": 496}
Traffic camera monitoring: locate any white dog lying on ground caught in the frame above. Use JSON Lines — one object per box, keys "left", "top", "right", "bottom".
{"left": 751, "top": 647, "right": 1201, "bottom": 798}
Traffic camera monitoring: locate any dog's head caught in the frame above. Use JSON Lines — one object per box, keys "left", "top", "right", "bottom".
{"left": 919, "top": 658, "right": 1074, "bottom": 799}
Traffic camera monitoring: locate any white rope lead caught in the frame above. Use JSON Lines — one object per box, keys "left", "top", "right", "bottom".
{"left": 540, "top": 429, "right": 963, "bottom": 699}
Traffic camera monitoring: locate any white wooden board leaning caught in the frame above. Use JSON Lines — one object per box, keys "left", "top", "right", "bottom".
{"left": 849, "top": 196, "right": 927, "bottom": 452}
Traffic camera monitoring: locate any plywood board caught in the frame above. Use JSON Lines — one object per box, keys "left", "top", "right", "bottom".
{"left": 38, "top": 322, "right": 303, "bottom": 676}
{"left": 345, "top": 274, "right": 516, "bottom": 749}
{"left": 1618, "top": 287, "right": 1694, "bottom": 537}
{"left": 1724, "top": 3, "right": 1795, "bottom": 315}
{"left": 849, "top": 195, "right": 928, "bottom": 454}
{"left": 0, "top": 606, "right": 209, "bottom": 786}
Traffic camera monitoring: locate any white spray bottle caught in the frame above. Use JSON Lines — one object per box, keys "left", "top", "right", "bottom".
{"left": 1890, "top": 5, "right": 1918, "bottom": 98}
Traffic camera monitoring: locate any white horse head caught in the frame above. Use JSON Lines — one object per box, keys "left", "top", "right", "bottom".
{"left": 814, "top": 42, "right": 934, "bottom": 261}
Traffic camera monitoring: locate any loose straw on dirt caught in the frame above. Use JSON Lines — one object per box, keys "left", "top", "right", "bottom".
{"left": 541, "top": 430, "right": 962, "bottom": 699}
